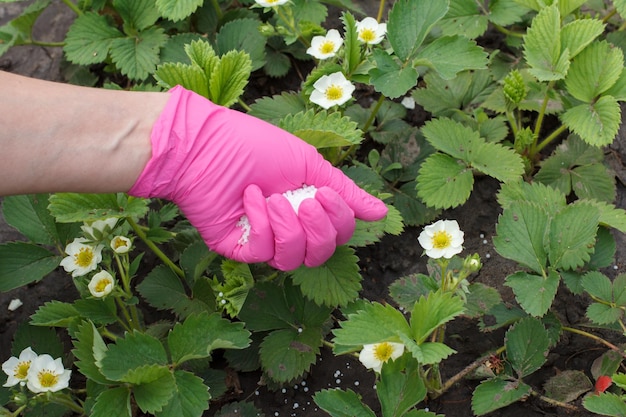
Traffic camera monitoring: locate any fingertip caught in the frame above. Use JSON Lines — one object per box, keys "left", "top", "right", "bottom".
{"left": 315, "top": 187, "right": 355, "bottom": 245}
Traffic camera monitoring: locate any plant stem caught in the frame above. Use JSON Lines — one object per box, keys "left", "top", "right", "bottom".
{"left": 531, "top": 80, "right": 555, "bottom": 150}
{"left": 47, "top": 392, "right": 85, "bottom": 414}
{"left": 210, "top": 0, "right": 223, "bottom": 20}
{"left": 31, "top": 40, "right": 66, "bottom": 48}
{"left": 60, "top": 0, "right": 82, "bottom": 16}
{"left": 238, "top": 98, "right": 252, "bottom": 112}
{"left": 364, "top": 95, "right": 385, "bottom": 132}
{"left": 562, "top": 326, "right": 626, "bottom": 358}
{"left": 534, "top": 124, "right": 567, "bottom": 154}
{"left": 126, "top": 217, "right": 185, "bottom": 278}
{"left": 431, "top": 346, "right": 506, "bottom": 399}
{"left": 529, "top": 388, "right": 579, "bottom": 411}
{"left": 376, "top": 0, "right": 386, "bottom": 22}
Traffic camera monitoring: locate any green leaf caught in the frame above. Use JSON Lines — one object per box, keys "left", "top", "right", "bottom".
{"left": 400, "top": 335, "right": 456, "bottom": 364}
{"left": 493, "top": 201, "right": 549, "bottom": 274}
{"left": 439, "top": 0, "right": 488, "bottom": 39}
{"left": 155, "top": 61, "right": 208, "bottom": 96}
{"left": 74, "top": 298, "right": 118, "bottom": 325}
{"left": 168, "top": 312, "right": 250, "bottom": 365}
{"left": 565, "top": 41, "right": 624, "bottom": 103}
{"left": 2, "top": 194, "right": 56, "bottom": 245}
{"left": 421, "top": 117, "right": 481, "bottom": 158}
{"left": 587, "top": 303, "right": 623, "bottom": 325}
{"left": 415, "top": 35, "right": 488, "bottom": 80}
{"left": 0, "top": 0, "right": 49, "bottom": 56}
{"left": 467, "top": 139, "right": 524, "bottom": 183}
{"left": 91, "top": 387, "right": 131, "bottom": 417}
{"left": 560, "top": 19, "right": 605, "bottom": 60}
{"left": 549, "top": 201, "right": 599, "bottom": 270}
{"left": 130, "top": 365, "right": 176, "bottom": 414}
{"left": 248, "top": 92, "right": 307, "bottom": 124}
{"left": 506, "top": 317, "right": 549, "bottom": 378}
{"left": 100, "top": 331, "right": 168, "bottom": 381}
{"left": 113, "top": 0, "right": 159, "bottom": 31}
{"left": 260, "top": 327, "right": 321, "bottom": 382}
{"left": 464, "top": 283, "right": 502, "bottom": 318}
{"left": 389, "top": 273, "right": 438, "bottom": 310}
{"left": 497, "top": 179, "right": 566, "bottom": 212}
{"left": 471, "top": 378, "right": 531, "bottom": 416}
{"left": 110, "top": 27, "right": 168, "bottom": 81}
{"left": 410, "top": 291, "right": 464, "bottom": 343}
{"left": 216, "top": 18, "right": 266, "bottom": 72}
{"left": 279, "top": 110, "right": 363, "bottom": 149}
{"left": 208, "top": 49, "right": 251, "bottom": 107}
{"left": 290, "top": 246, "right": 362, "bottom": 307}
{"left": 584, "top": 392, "right": 626, "bottom": 417}
{"left": 544, "top": 369, "right": 592, "bottom": 403}
{"left": 314, "top": 389, "right": 377, "bottom": 417}
{"left": 369, "top": 49, "right": 419, "bottom": 99}
{"left": 72, "top": 321, "right": 111, "bottom": 385}
{"left": 416, "top": 153, "right": 474, "bottom": 209}
{"left": 11, "top": 323, "right": 65, "bottom": 358}
{"left": 523, "top": 4, "right": 569, "bottom": 81}
{"left": 332, "top": 302, "right": 411, "bottom": 353}
{"left": 489, "top": 0, "right": 531, "bottom": 26}
{"left": 48, "top": 193, "right": 148, "bottom": 223}
{"left": 591, "top": 200, "right": 626, "bottom": 233}
{"left": 581, "top": 271, "right": 613, "bottom": 301}
{"left": 561, "top": 96, "right": 621, "bottom": 146}
{"left": 64, "top": 12, "right": 122, "bottom": 65}
{"left": 378, "top": 356, "right": 426, "bottom": 417}
{"left": 0, "top": 242, "right": 60, "bottom": 291}
{"left": 155, "top": 0, "right": 203, "bottom": 22}
{"left": 387, "top": 0, "right": 449, "bottom": 61}
{"left": 341, "top": 12, "right": 361, "bottom": 76}
{"left": 155, "top": 371, "right": 210, "bottom": 417}
{"left": 505, "top": 270, "right": 559, "bottom": 317}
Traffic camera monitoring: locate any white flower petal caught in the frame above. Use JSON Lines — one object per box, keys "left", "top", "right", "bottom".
{"left": 418, "top": 219, "right": 464, "bottom": 259}
{"left": 88, "top": 271, "right": 115, "bottom": 298}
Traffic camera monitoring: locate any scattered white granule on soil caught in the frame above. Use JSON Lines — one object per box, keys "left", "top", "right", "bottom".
{"left": 283, "top": 185, "right": 317, "bottom": 213}
{"left": 7, "top": 298, "right": 22, "bottom": 311}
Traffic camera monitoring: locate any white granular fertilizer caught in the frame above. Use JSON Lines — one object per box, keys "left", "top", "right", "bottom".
{"left": 236, "top": 185, "right": 318, "bottom": 245}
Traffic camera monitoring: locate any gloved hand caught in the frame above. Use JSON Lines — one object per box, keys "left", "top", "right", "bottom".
{"left": 129, "top": 86, "right": 387, "bottom": 271}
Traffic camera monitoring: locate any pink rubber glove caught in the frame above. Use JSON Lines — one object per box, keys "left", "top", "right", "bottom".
{"left": 129, "top": 86, "right": 387, "bottom": 271}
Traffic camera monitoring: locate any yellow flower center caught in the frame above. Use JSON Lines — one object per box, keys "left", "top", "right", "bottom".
{"left": 320, "top": 41, "right": 336, "bottom": 54}
{"left": 95, "top": 278, "right": 111, "bottom": 293}
{"left": 325, "top": 85, "right": 344, "bottom": 101}
{"left": 38, "top": 370, "right": 59, "bottom": 388}
{"left": 373, "top": 342, "right": 395, "bottom": 362}
{"left": 112, "top": 238, "right": 128, "bottom": 251}
{"left": 74, "top": 248, "right": 94, "bottom": 268}
{"left": 359, "top": 28, "right": 376, "bottom": 43}
{"left": 431, "top": 230, "right": 452, "bottom": 249}
{"left": 14, "top": 361, "right": 31, "bottom": 379}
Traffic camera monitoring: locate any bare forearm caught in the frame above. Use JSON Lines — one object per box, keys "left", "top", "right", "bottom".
{"left": 0, "top": 71, "right": 169, "bottom": 195}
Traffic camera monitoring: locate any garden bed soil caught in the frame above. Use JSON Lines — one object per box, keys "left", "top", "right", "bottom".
{"left": 2, "top": 2, "right": 626, "bottom": 416}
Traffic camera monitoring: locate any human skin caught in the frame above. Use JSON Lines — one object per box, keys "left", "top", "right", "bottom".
{"left": 0, "top": 70, "right": 169, "bottom": 195}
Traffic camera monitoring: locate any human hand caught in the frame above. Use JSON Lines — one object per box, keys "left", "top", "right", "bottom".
{"left": 129, "top": 86, "right": 387, "bottom": 271}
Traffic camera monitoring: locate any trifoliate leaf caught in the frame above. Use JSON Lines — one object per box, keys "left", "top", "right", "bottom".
{"left": 387, "top": 0, "right": 449, "bottom": 61}
{"left": 63, "top": 12, "right": 122, "bottom": 65}
{"left": 110, "top": 26, "right": 168, "bottom": 81}
{"left": 505, "top": 270, "right": 559, "bottom": 317}
{"left": 421, "top": 117, "right": 481, "bottom": 158}
{"left": 587, "top": 303, "right": 623, "bottom": 325}
{"left": 155, "top": 0, "right": 203, "bottom": 22}
{"left": 2, "top": 194, "right": 57, "bottom": 245}
{"left": 155, "top": 62, "right": 208, "bottom": 96}
{"left": 0, "top": 243, "right": 60, "bottom": 291}
{"left": 259, "top": 327, "right": 321, "bottom": 382}
{"left": 113, "top": 0, "right": 160, "bottom": 31}
{"left": 523, "top": 4, "right": 569, "bottom": 81}
{"left": 72, "top": 321, "right": 112, "bottom": 385}
{"left": 378, "top": 355, "right": 426, "bottom": 416}
{"left": 216, "top": 18, "right": 266, "bottom": 72}
{"left": 561, "top": 96, "right": 621, "bottom": 147}
{"left": 290, "top": 246, "right": 362, "bottom": 307}
{"left": 584, "top": 392, "right": 626, "bottom": 417}
{"left": 278, "top": 109, "right": 363, "bottom": 148}
{"left": 30, "top": 301, "right": 79, "bottom": 327}
{"left": 208, "top": 49, "right": 251, "bottom": 107}
{"left": 410, "top": 291, "right": 465, "bottom": 343}
{"left": 168, "top": 312, "right": 250, "bottom": 365}
{"left": 369, "top": 49, "right": 419, "bottom": 99}
{"left": 493, "top": 201, "right": 549, "bottom": 274}
{"left": 248, "top": 92, "right": 307, "bottom": 124}
{"left": 439, "top": 0, "right": 488, "bottom": 39}
{"left": 560, "top": 19, "right": 605, "bottom": 60}
{"left": 471, "top": 378, "right": 531, "bottom": 416}
{"left": 91, "top": 387, "right": 132, "bottom": 417}
{"left": 416, "top": 153, "right": 474, "bottom": 209}
{"left": 155, "top": 371, "right": 210, "bottom": 417}
{"left": 49, "top": 193, "right": 149, "bottom": 223}
{"left": 100, "top": 330, "right": 168, "bottom": 381}
{"left": 565, "top": 40, "right": 624, "bottom": 103}
{"left": 332, "top": 302, "right": 411, "bottom": 353}
{"left": 128, "top": 365, "right": 175, "bottom": 414}
{"left": 415, "top": 35, "right": 488, "bottom": 80}
{"left": 467, "top": 139, "right": 524, "bottom": 182}
{"left": 549, "top": 201, "right": 599, "bottom": 270}
{"left": 314, "top": 389, "right": 377, "bottom": 417}
{"left": 506, "top": 317, "right": 550, "bottom": 377}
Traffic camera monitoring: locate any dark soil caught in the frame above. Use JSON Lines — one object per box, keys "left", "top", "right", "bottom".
{"left": 2, "top": 2, "right": 626, "bottom": 417}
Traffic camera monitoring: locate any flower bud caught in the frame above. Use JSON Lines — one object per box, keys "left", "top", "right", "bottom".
{"left": 463, "top": 253, "right": 482, "bottom": 273}
{"left": 503, "top": 69, "right": 527, "bottom": 105}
